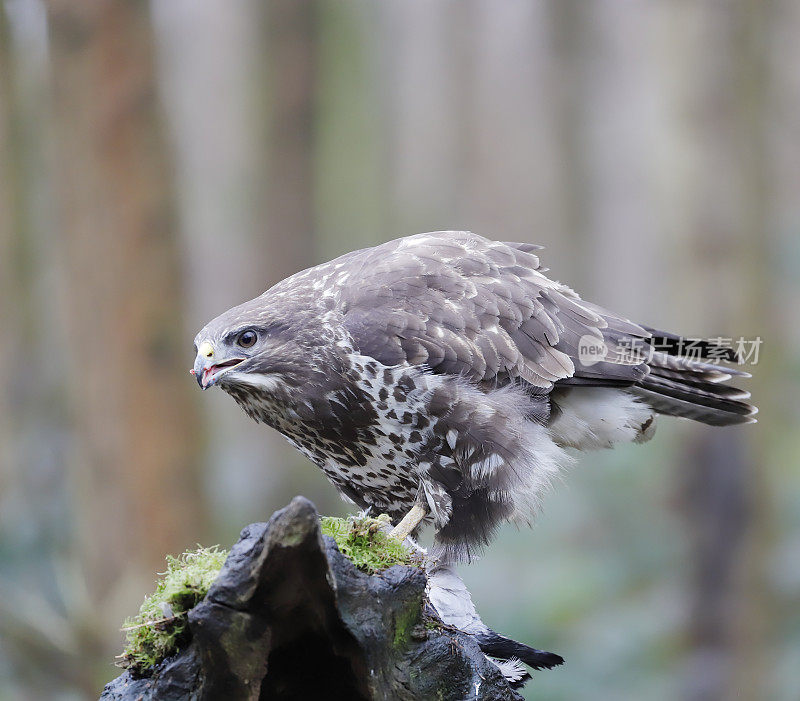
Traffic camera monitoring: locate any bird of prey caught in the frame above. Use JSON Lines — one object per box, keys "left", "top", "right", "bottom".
{"left": 192, "top": 231, "right": 756, "bottom": 561}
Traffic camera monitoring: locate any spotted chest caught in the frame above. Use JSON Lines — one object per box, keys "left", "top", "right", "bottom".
{"left": 224, "top": 356, "right": 450, "bottom": 518}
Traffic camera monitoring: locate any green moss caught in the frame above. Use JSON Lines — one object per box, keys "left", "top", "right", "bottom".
{"left": 118, "top": 545, "right": 228, "bottom": 674}
{"left": 320, "top": 514, "right": 421, "bottom": 575}
{"left": 392, "top": 602, "right": 421, "bottom": 649}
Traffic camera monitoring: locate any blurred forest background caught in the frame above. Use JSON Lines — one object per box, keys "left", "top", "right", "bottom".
{"left": 0, "top": 1, "right": 798, "bottom": 699}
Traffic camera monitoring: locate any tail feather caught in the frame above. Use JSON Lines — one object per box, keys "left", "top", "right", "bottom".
{"left": 641, "top": 325, "right": 745, "bottom": 364}
{"left": 634, "top": 335, "right": 757, "bottom": 426}
{"left": 647, "top": 364, "right": 750, "bottom": 390}
{"left": 646, "top": 369, "right": 752, "bottom": 404}
{"left": 554, "top": 318, "right": 757, "bottom": 427}
{"left": 632, "top": 387, "right": 756, "bottom": 426}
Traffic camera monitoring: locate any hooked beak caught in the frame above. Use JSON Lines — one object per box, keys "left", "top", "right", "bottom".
{"left": 192, "top": 341, "right": 245, "bottom": 390}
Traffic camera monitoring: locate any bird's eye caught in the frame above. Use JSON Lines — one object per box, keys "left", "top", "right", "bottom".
{"left": 236, "top": 330, "right": 257, "bottom": 348}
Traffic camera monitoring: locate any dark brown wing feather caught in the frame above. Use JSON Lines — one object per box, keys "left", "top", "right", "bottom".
{"left": 337, "top": 231, "right": 647, "bottom": 389}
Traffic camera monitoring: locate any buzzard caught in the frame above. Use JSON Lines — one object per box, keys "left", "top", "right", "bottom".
{"left": 192, "top": 231, "right": 756, "bottom": 561}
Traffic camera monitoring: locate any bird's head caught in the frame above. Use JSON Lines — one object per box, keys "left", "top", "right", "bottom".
{"left": 191, "top": 296, "right": 314, "bottom": 395}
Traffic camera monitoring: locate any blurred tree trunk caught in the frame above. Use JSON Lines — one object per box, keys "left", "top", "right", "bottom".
{"left": 45, "top": 0, "right": 202, "bottom": 598}
{"left": 1, "top": 0, "right": 72, "bottom": 561}
{"left": 542, "top": 0, "right": 593, "bottom": 282}
{"left": 0, "top": 1, "right": 55, "bottom": 506}
{"left": 260, "top": 0, "right": 317, "bottom": 275}
{"left": 314, "top": 0, "right": 387, "bottom": 260}
{"left": 0, "top": 5, "right": 17, "bottom": 487}
{"left": 663, "top": 4, "right": 770, "bottom": 700}
{"left": 378, "top": 0, "right": 466, "bottom": 235}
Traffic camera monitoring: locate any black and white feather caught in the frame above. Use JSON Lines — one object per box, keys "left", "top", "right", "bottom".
{"left": 194, "top": 231, "right": 756, "bottom": 561}
{"left": 426, "top": 563, "right": 563, "bottom": 686}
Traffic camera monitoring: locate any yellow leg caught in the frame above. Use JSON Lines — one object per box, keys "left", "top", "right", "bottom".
{"left": 389, "top": 503, "right": 427, "bottom": 542}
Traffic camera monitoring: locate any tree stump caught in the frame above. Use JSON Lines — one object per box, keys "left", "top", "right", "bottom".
{"left": 100, "top": 497, "right": 533, "bottom": 700}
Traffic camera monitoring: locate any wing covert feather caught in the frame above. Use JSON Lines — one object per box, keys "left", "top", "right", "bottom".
{"left": 335, "top": 231, "right": 651, "bottom": 390}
